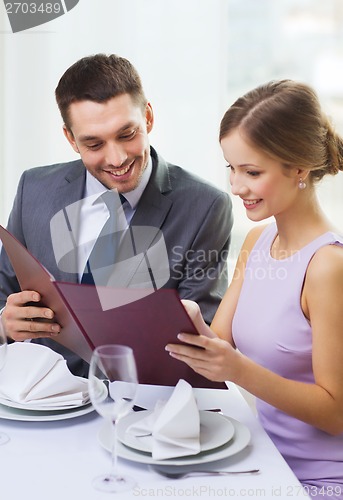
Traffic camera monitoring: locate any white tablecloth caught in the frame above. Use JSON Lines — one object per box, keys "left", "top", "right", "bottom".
{"left": 1, "top": 382, "right": 309, "bottom": 500}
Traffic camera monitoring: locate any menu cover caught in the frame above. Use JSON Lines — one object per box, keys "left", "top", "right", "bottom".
{"left": 0, "top": 225, "right": 226, "bottom": 388}
{"left": 0, "top": 225, "right": 92, "bottom": 363}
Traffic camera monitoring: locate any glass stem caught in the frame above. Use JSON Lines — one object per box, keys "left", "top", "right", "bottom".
{"left": 110, "top": 420, "right": 118, "bottom": 479}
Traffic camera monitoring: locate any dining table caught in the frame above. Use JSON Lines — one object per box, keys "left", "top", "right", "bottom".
{"left": 1, "top": 381, "right": 310, "bottom": 500}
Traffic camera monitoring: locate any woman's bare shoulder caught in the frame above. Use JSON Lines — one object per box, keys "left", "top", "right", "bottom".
{"left": 307, "top": 243, "right": 343, "bottom": 284}
{"left": 241, "top": 224, "right": 269, "bottom": 252}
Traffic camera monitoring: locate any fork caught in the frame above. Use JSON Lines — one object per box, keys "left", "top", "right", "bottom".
{"left": 151, "top": 468, "right": 260, "bottom": 479}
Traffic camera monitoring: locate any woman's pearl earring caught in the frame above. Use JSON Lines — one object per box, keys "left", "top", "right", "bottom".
{"left": 298, "top": 178, "right": 307, "bottom": 190}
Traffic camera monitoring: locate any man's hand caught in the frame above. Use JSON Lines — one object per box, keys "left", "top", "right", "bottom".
{"left": 1, "top": 290, "right": 61, "bottom": 341}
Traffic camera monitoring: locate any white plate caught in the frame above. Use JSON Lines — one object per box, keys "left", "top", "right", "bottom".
{"left": 0, "top": 401, "right": 95, "bottom": 421}
{"left": 0, "top": 396, "right": 90, "bottom": 412}
{"left": 117, "top": 410, "right": 235, "bottom": 454}
{"left": 98, "top": 416, "right": 251, "bottom": 466}
{"left": 0, "top": 376, "right": 105, "bottom": 412}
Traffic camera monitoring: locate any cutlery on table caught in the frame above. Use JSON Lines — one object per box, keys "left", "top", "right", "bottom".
{"left": 132, "top": 404, "right": 221, "bottom": 413}
{"left": 150, "top": 468, "right": 260, "bottom": 479}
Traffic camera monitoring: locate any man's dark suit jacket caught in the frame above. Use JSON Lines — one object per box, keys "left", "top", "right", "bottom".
{"left": 0, "top": 147, "right": 233, "bottom": 376}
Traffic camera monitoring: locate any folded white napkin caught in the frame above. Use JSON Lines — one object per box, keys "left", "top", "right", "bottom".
{"left": 127, "top": 379, "right": 200, "bottom": 460}
{"left": 0, "top": 343, "right": 89, "bottom": 408}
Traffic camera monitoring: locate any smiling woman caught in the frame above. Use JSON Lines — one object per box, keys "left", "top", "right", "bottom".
{"left": 221, "top": 129, "right": 304, "bottom": 223}
{"left": 166, "top": 79, "right": 343, "bottom": 500}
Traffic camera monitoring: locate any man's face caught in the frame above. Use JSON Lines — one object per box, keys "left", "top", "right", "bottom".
{"left": 64, "top": 94, "right": 153, "bottom": 193}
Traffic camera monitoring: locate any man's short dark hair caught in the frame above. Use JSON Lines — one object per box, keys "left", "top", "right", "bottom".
{"left": 55, "top": 53, "right": 147, "bottom": 130}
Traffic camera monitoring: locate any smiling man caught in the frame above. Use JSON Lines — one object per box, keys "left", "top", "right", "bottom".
{"left": 0, "top": 54, "right": 233, "bottom": 376}
{"left": 62, "top": 93, "right": 153, "bottom": 194}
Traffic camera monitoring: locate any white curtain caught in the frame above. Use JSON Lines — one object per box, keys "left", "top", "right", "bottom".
{"left": 0, "top": 0, "right": 230, "bottom": 225}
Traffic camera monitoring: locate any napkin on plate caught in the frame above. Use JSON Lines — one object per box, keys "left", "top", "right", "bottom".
{"left": 127, "top": 379, "right": 201, "bottom": 460}
{"left": 0, "top": 342, "right": 89, "bottom": 408}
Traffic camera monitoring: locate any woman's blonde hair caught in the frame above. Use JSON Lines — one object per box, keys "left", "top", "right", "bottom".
{"left": 219, "top": 80, "right": 343, "bottom": 182}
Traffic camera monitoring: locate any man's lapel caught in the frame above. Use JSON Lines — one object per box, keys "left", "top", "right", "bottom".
{"left": 116, "top": 149, "right": 173, "bottom": 288}
{"left": 49, "top": 161, "right": 85, "bottom": 283}
{"left": 130, "top": 147, "right": 173, "bottom": 230}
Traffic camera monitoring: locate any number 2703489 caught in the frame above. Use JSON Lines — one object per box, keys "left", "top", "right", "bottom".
{"left": 5, "top": 3, "right": 62, "bottom": 14}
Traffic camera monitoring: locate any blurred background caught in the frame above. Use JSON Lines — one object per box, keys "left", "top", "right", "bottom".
{"left": 1, "top": 0, "right": 343, "bottom": 268}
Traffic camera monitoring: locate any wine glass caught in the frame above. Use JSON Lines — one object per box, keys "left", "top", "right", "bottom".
{"left": 0, "top": 319, "right": 10, "bottom": 445}
{"left": 88, "top": 344, "right": 138, "bottom": 493}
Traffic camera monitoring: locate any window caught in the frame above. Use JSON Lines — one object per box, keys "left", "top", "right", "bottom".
{"left": 226, "top": 0, "right": 343, "bottom": 262}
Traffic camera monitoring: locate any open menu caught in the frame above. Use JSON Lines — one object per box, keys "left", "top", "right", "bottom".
{"left": 0, "top": 225, "right": 226, "bottom": 388}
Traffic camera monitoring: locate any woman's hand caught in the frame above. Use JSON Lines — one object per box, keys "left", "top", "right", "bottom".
{"left": 181, "top": 299, "right": 216, "bottom": 338}
{"left": 166, "top": 331, "right": 242, "bottom": 383}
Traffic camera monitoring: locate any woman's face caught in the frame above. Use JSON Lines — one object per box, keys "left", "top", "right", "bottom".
{"left": 221, "top": 129, "right": 301, "bottom": 222}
